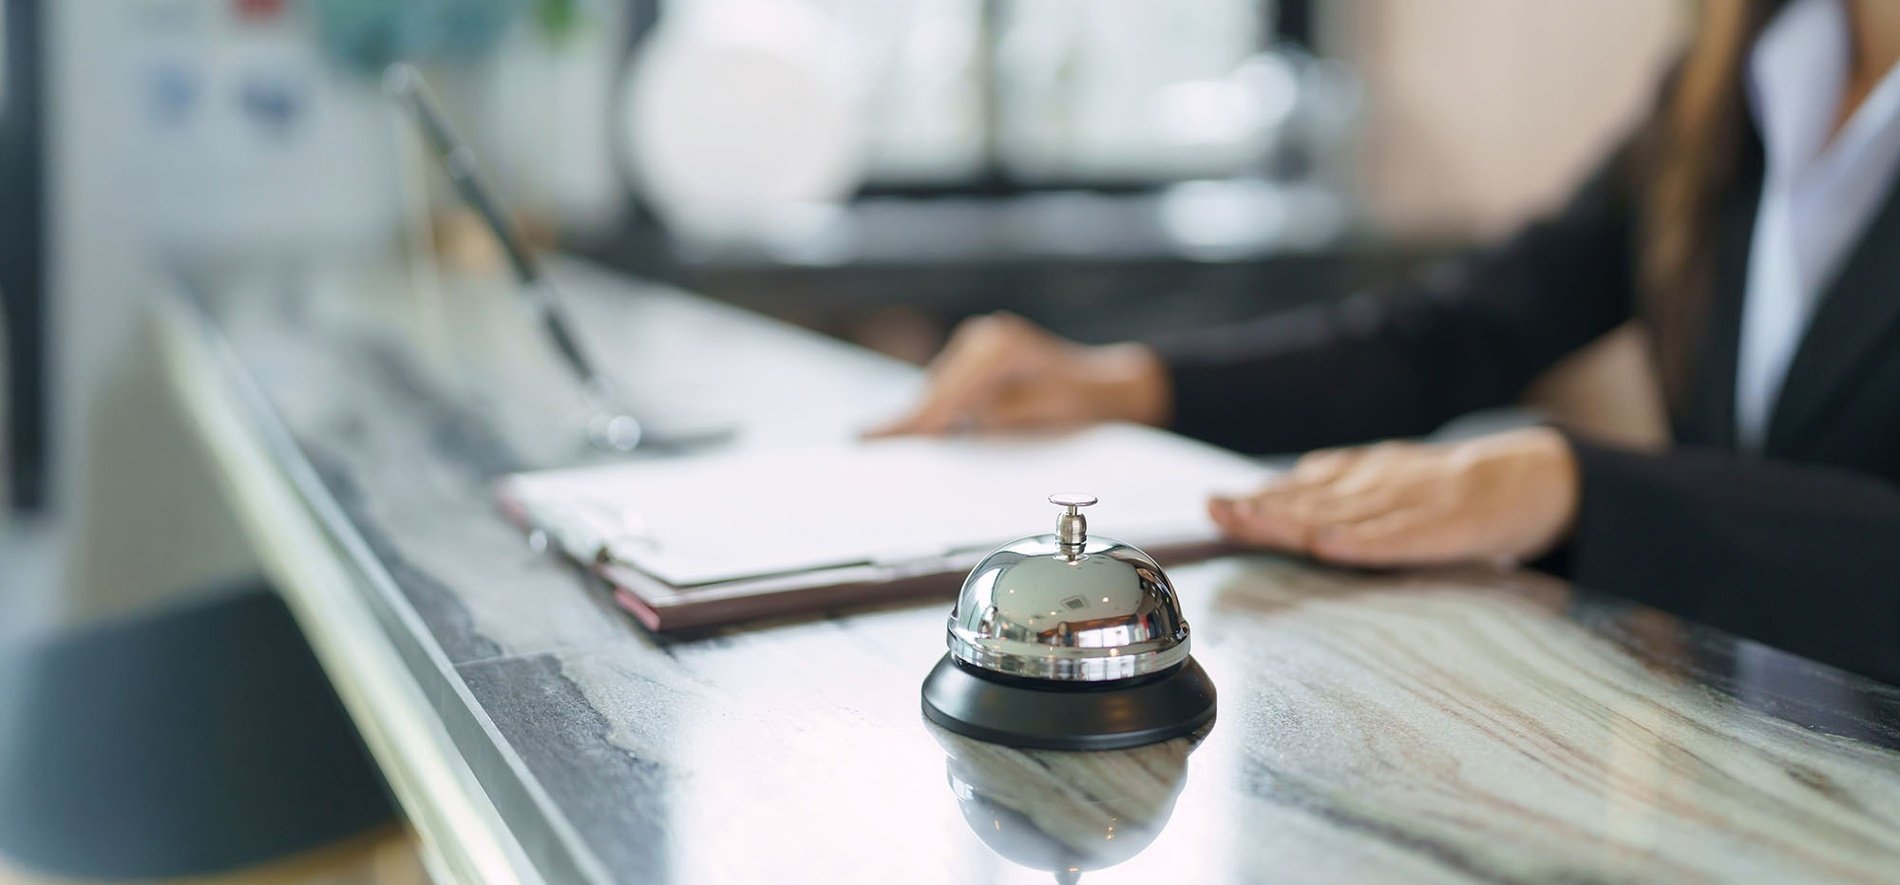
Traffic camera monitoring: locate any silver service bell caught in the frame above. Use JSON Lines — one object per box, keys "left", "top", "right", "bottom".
{"left": 920, "top": 494, "right": 1217, "bottom": 750}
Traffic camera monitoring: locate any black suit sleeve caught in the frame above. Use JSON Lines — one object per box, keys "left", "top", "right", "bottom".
{"left": 1151, "top": 141, "right": 1641, "bottom": 455}
{"left": 1564, "top": 435, "right": 1900, "bottom": 682}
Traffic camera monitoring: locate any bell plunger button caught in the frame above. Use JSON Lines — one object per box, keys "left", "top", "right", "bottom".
{"left": 1048, "top": 493, "right": 1096, "bottom": 555}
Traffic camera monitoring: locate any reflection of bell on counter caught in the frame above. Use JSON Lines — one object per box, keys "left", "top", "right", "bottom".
{"left": 928, "top": 720, "right": 1203, "bottom": 885}
{"left": 920, "top": 494, "right": 1217, "bottom": 750}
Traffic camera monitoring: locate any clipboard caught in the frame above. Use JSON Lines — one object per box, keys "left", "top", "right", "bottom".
{"left": 495, "top": 424, "right": 1271, "bottom": 631}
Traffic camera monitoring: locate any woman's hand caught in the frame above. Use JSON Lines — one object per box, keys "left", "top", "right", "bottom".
{"left": 1209, "top": 427, "right": 1581, "bottom": 568}
{"left": 866, "top": 313, "right": 1171, "bottom": 437}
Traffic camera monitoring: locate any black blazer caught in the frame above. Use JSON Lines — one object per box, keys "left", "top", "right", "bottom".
{"left": 1153, "top": 112, "right": 1900, "bottom": 683}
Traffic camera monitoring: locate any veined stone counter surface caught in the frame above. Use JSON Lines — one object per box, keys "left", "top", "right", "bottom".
{"left": 175, "top": 260, "right": 1900, "bottom": 884}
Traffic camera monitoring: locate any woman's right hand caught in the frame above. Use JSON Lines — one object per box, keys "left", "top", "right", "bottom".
{"left": 865, "top": 313, "right": 1172, "bottom": 438}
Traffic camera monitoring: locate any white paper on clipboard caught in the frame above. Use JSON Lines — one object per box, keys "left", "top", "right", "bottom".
{"left": 499, "top": 423, "right": 1272, "bottom": 588}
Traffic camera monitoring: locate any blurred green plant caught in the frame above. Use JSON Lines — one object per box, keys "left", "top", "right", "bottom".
{"left": 533, "top": 0, "right": 583, "bottom": 41}
{"left": 312, "top": 0, "right": 589, "bottom": 75}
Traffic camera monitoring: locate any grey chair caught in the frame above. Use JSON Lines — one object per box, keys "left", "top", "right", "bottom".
{"left": 0, "top": 581, "right": 396, "bottom": 879}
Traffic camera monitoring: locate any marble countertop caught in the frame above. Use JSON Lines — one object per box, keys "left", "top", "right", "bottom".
{"left": 169, "top": 259, "right": 1900, "bottom": 883}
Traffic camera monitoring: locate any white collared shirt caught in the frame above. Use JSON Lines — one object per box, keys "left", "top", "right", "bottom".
{"left": 1736, "top": 0, "right": 1900, "bottom": 449}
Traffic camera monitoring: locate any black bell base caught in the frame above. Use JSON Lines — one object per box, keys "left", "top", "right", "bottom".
{"left": 920, "top": 655, "right": 1216, "bottom": 751}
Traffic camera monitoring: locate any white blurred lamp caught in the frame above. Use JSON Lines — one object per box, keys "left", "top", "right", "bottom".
{"left": 618, "top": 0, "right": 866, "bottom": 247}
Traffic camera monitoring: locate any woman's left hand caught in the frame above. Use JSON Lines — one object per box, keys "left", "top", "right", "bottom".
{"left": 1208, "top": 426, "right": 1581, "bottom": 568}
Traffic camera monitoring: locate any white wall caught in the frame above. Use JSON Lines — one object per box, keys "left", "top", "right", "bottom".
{"left": 41, "top": 1, "right": 257, "bottom": 626}
{"left": 1337, "top": 0, "right": 1688, "bottom": 238}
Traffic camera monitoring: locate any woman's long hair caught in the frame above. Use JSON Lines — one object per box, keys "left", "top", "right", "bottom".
{"left": 1639, "top": 0, "right": 1775, "bottom": 406}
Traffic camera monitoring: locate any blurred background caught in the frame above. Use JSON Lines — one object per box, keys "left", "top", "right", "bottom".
{"left": 0, "top": 0, "right": 1679, "bottom": 878}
